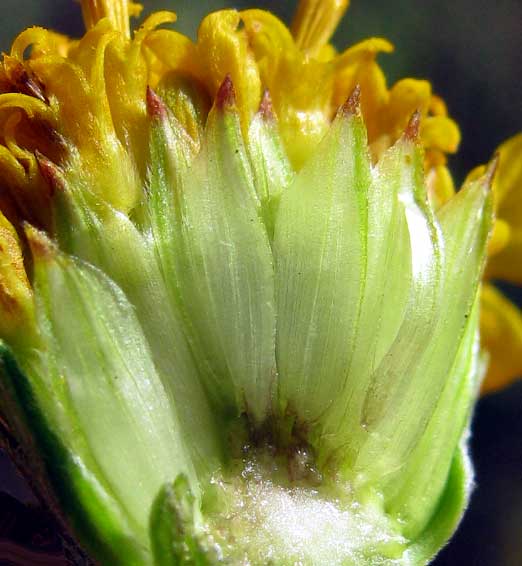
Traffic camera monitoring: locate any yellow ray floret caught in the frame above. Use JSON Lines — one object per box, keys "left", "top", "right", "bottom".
{"left": 480, "top": 284, "right": 522, "bottom": 394}
{"left": 80, "top": 0, "right": 143, "bottom": 39}
{"left": 291, "top": 0, "right": 350, "bottom": 56}
{"left": 471, "top": 133, "right": 522, "bottom": 393}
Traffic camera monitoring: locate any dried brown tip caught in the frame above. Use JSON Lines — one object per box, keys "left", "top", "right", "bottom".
{"left": 404, "top": 110, "right": 421, "bottom": 141}
{"left": 216, "top": 75, "right": 236, "bottom": 110}
{"left": 341, "top": 84, "right": 361, "bottom": 116}
{"left": 146, "top": 86, "right": 168, "bottom": 120}
{"left": 258, "top": 89, "right": 274, "bottom": 121}
{"left": 35, "top": 151, "right": 65, "bottom": 196}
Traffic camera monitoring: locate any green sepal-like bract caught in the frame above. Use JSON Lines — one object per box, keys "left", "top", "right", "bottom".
{"left": 0, "top": 80, "right": 493, "bottom": 566}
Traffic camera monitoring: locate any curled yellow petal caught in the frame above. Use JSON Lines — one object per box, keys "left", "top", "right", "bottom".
{"left": 333, "top": 38, "right": 393, "bottom": 141}
{"left": 480, "top": 284, "right": 522, "bottom": 394}
{"left": 196, "top": 10, "right": 262, "bottom": 133}
{"left": 11, "top": 27, "right": 74, "bottom": 60}
{"left": 0, "top": 144, "right": 27, "bottom": 190}
{"left": 291, "top": 0, "right": 350, "bottom": 56}
{"left": 0, "top": 92, "right": 55, "bottom": 123}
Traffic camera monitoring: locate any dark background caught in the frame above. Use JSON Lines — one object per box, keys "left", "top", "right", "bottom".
{"left": 1, "top": 1, "right": 521, "bottom": 564}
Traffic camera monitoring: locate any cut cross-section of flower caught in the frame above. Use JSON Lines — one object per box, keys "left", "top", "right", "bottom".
{"left": 0, "top": 1, "right": 510, "bottom": 565}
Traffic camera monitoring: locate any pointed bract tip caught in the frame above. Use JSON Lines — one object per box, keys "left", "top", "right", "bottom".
{"left": 35, "top": 150, "right": 65, "bottom": 195}
{"left": 24, "top": 74, "right": 48, "bottom": 104}
{"left": 258, "top": 89, "right": 274, "bottom": 121}
{"left": 24, "top": 223, "right": 56, "bottom": 261}
{"left": 216, "top": 75, "right": 236, "bottom": 110}
{"left": 8, "top": 57, "right": 48, "bottom": 104}
{"left": 146, "top": 86, "right": 168, "bottom": 120}
{"left": 404, "top": 110, "right": 421, "bottom": 141}
{"left": 341, "top": 84, "right": 361, "bottom": 116}
{"left": 484, "top": 153, "right": 499, "bottom": 189}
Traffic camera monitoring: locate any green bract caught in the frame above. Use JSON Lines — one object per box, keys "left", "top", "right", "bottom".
{"left": 0, "top": 78, "right": 492, "bottom": 565}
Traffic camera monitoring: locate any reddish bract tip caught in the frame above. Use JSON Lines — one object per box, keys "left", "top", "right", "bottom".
{"left": 341, "top": 84, "right": 361, "bottom": 116}
{"left": 146, "top": 86, "right": 168, "bottom": 120}
{"left": 35, "top": 150, "right": 65, "bottom": 196}
{"left": 258, "top": 89, "right": 274, "bottom": 121}
{"left": 216, "top": 75, "right": 236, "bottom": 110}
{"left": 404, "top": 110, "right": 421, "bottom": 141}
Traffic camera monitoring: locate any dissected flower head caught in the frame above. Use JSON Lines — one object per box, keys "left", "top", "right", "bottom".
{"left": 0, "top": 1, "right": 519, "bottom": 564}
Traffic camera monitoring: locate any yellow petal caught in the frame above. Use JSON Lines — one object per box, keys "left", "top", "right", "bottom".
{"left": 420, "top": 115, "right": 461, "bottom": 154}
{"left": 316, "top": 43, "right": 338, "bottom": 63}
{"left": 385, "top": 78, "right": 432, "bottom": 137}
{"left": 492, "top": 133, "right": 522, "bottom": 209}
{"left": 480, "top": 284, "right": 522, "bottom": 394}
{"left": 242, "top": 9, "right": 333, "bottom": 168}
{"left": 332, "top": 38, "right": 393, "bottom": 141}
{"left": 0, "top": 210, "right": 35, "bottom": 345}
{"left": 11, "top": 27, "right": 75, "bottom": 60}
{"left": 80, "top": 0, "right": 143, "bottom": 39}
{"left": 426, "top": 164, "right": 455, "bottom": 210}
{"left": 428, "top": 94, "right": 448, "bottom": 117}
{"left": 486, "top": 227, "right": 522, "bottom": 284}
{"left": 484, "top": 133, "right": 522, "bottom": 283}
{"left": 143, "top": 29, "right": 197, "bottom": 84}
{"left": 291, "top": 0, "right": 350, "bottom": 56}
{"left": 487, "top": 218, "right": 511, "bottom": 257}
{"left": 196, "top": 10, "right": 262, "bottom": 134}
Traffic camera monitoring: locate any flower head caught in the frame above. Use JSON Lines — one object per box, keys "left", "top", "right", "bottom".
{"left": 0, "top": 1, "right": 517, "bottom": 565}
